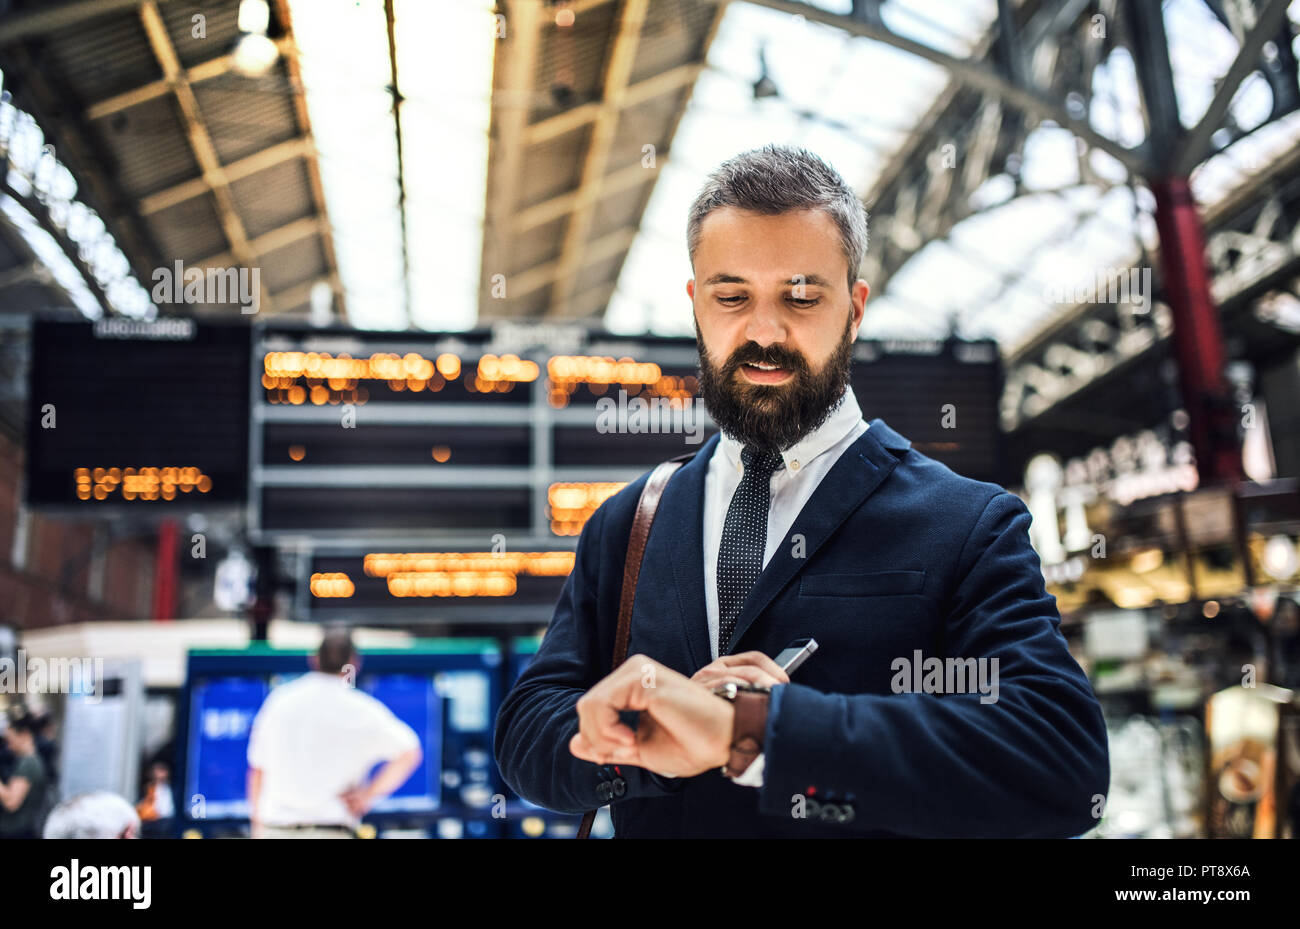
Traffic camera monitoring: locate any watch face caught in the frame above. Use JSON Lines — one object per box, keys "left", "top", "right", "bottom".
{"left": 712, "top": 681, "right": 770, "bottom": 696}
{"left": 717, "top": 680, "right": 764, "bottom": 696}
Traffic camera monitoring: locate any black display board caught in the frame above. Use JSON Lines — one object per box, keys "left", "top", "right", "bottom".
{"left": 25, "top": 318, "right": 251, "bottom": 507}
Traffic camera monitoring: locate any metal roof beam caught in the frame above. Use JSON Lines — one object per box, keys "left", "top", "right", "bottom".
{"left": 523, "top": 61, "right": 704, "bottom": 146}
{"left": 268, "top": 270, "right": 340, "bottom": 313}
{"left": 511, "top": 226, "right": 638, "bottom": 300}
{"left": 512, "top": 157, "right": 663, "bottom": 233}
{"left": 84, "top": 37, "right": 295, "bottom": 120}
{"left": 137, "top": 0, "right": 273, "bottom": 314}
{"left": 481, "top": 0, "right": 544, "bottom": 324}
{"left": 137, "top": 135, "right": 315, "bottom": 215}
{"left": 198, "top": 215, "right": 327, "bottom": 269}
{"left": 0, "top": 0, "right": 161, "bottom": 46}
{"left": 565, "top": 279, "right": 619, "bottom": 320}
{"left": 1173, "top": 0, "right": 1292, "bottom": 175}
{"left": 734, "top": 0, "right": 1145, "bottom": 175}
{"left": 546, "top": 0, "right": 650, "bottom": 319}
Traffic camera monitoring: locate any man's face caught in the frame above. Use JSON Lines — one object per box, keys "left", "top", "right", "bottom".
{"left": 687, "top": 207, "right": 869, "bottom": 451}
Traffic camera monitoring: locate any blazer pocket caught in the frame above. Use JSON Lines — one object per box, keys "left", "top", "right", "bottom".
{"left": 799, "top": 570, "right": 926, "bottom": 598}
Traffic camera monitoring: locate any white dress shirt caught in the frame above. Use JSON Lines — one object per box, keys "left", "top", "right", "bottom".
{"left": 702, "top": 384, "right": 869, "bottom": 787}
{"left": 246, "top": 671, "right": 420, "bottom": 826}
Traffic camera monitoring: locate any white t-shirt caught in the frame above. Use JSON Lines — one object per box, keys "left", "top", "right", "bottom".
{"left": 246, "top": 671, "right": 420, "bottom": 826}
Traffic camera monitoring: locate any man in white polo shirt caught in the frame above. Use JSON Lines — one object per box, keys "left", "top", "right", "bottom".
{"left": 247, "top": 629, "right": 422, "bottom": 838}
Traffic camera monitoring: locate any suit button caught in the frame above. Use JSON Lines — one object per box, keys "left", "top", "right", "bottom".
{"left": 611, "top": 777, "right": 626, "bottom": 798}
{"left": 596, "top": 782, "right": 612, "bottom": 802}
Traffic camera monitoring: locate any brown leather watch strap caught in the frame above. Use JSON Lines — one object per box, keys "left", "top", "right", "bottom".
{"left": 723, "top": 690, "right": 770, "bottom": 779}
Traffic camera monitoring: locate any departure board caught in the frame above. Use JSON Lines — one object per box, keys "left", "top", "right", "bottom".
{"left": 25, "top": 318, "right": 251, "bottom": 507}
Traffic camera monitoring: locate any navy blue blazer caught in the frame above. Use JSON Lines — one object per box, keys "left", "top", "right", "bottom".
{"left": 494, "top": 419, "right": 1110, "bottom": 837}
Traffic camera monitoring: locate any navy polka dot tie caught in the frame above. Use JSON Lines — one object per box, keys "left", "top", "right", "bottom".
{"left": 717, "top": 444, "right": 785, "bottom": 655}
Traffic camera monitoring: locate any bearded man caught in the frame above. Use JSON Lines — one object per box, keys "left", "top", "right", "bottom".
{"left": 494, "top": 144, "right": 1108, "bottom": 838}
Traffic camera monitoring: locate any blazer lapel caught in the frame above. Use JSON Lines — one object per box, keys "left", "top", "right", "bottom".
{"left": 723, "top": 418, "right": 912, "bottom": 655}
{"left": 661, "top": 432, "right": 719, "bottom": 671}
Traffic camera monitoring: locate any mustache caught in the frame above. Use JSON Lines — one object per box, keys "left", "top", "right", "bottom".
{"left": 723, "top": 344, "right": 809, "bottom": 374}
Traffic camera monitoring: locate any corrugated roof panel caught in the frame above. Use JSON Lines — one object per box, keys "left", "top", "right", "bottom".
{"left": 529, "top": 1, "right": 619, "bottom": 121}
{"left": 606, "top": 92, "right": 683, "bottom": 173}
{"left": 145, "top": 193, "right": 229, "bottom": 263}
{"left": 505, "top": 216, "right": 567, "bottom": 278}
{"left": 627, "top": 0, "right": 713, "bottom": 86}
{"left": 515, "top": 127, "right": 589, "bottom": 208}
{"left": 572, "top": 252, "right": 624, "bottom": 301}
{"left": 36, "top": 11, "right": 158, "bottom": 106}
{"left": 257, "top": 234, "right": 325, "bottom": 294}
{"left": 229, "top": 157, "right": 313, "bottom": 239}
{"left": 193, "top": 69, "right": 300, "bottom": 164}
{"left": 160, "top": 0, "right": 244, "bottom": 68}
{"left": 586, "top": 180, "right": 649, "bottom": 243}
{"left": 86, "top": 94, "right": 199, "bottom": 197}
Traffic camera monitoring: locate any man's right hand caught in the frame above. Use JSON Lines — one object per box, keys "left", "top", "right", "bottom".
{"left": 339, "top": 786, "right": 372, "bottom": 818}
{"left": 690, "top": 651, "right": 789, "bottom": 689}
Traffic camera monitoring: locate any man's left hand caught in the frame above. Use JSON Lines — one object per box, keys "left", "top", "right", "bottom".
{"left": 568, "top": 655, "right": 733, "bottom": 778}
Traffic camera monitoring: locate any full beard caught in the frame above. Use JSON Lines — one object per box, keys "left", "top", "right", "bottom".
{"left": 695, "top": 314, "right": 854, "bottom": 453}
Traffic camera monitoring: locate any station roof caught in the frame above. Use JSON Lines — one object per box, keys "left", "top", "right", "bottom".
{"left": 0, "top": 0, "right": 1296, "bottom": 364}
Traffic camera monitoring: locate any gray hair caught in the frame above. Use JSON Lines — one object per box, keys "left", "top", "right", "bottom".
{"left": 687, "top": 144, "right": 869, "bottom": 291}
{"left": 43, "top": 791, "right": 141, "bottom": 839}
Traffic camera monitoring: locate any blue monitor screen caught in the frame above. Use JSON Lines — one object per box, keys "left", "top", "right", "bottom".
{"left": 185, "top": 672, "right": 444, "bottom": 819}
{"left": 181, "top": 646, "right": 502, "bottom": 827}
{"left": 187, "top": 675, "right": 270, "bottom": 819}
{"left": 362, "top": 673, "right": 442, "bottom": 813}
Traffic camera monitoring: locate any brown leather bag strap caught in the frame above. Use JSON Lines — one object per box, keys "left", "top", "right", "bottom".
{"left": 611, "top": 458, "right": 685, "bottom": 669}
{"left": 576, "top": 453, "right": 692, "bottom": 839}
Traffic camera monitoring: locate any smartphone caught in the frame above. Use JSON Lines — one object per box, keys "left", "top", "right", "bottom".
{"left": 774, "top": 637, "right": 818, "bottom": 676}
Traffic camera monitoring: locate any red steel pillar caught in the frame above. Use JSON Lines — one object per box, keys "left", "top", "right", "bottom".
{"left": 1149, "top": 176, "right": 1242, "bottom": 485}
{"left": 151, "top": 518, "right": 179, "bottom": 620}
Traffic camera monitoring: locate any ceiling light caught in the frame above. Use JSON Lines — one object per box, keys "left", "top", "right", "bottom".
{"left": 238, "top": 0, "right": 271, "bottom": 35}
{"left": 232, "top": 31, "right": 279, "bottom": 77}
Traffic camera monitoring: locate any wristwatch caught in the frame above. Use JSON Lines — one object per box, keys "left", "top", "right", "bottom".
{"left": 711, "top": 681, "right": 771, "bottom": 780}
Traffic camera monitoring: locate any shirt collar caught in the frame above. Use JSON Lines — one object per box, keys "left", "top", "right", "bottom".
{"left": 308, "top": 670, "right": 348, "bottom": 685}
{"left": 719, "top": 384, "right": 866, "bottom": 475}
